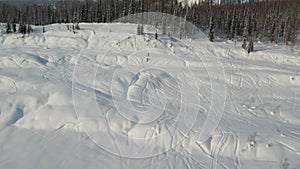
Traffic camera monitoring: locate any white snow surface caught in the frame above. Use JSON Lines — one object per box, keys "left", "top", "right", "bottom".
{"left": 0, "top": 23, "right": 300, "bottom": 169}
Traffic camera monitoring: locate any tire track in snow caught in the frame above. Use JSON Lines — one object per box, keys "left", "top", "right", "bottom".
{"left": 210, "top": 131, "right": 228, "bottom": 169}
{"left": 0, "top": 75, "right": 18, "bottom": 95}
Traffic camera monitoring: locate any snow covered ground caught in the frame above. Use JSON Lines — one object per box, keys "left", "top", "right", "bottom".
{"left": 0, "top": 23, "right": 299, "bottom": 169}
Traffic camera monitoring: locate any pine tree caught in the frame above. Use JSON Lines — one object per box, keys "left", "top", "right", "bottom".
{"left": 6, "top": 23, "right": 12, "bottom": 33}
{"left": 242, "top": 14, "right": 250, "bottom": 49}
{"left": 140, "top": 24, "right": 144, "bottom": 35}
{"left": 139, "top": 0, "right": 144, "bottom": 13}
{"left": 137, "top": 24, "right": 141, "bottom": 35}
{"left": 128, "top": 0, "right": 135, "bottom": 15}
{"left": 208, "top": 15, "right": 215, "bottom": 42}
{"left": 269, "top": 20, "right": 276, "bottom": 43}
{"left": 12, "top": 23, "right": 16, "bottom": 32}
{"left": 122, "top": 0, "right": 128, "bottom": 17}
{"left": 162, "top": 19, "right": 167, "bottom": 35}
{"left": 283, "top": 16, "right": 290, "bottom": 45}
{"left": 229, "top": 10, "right": 236, "bottom": 40}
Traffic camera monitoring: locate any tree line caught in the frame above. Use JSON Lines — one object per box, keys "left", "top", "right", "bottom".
{"left": 0, "top": 0, "right": 299, "bottom": 45}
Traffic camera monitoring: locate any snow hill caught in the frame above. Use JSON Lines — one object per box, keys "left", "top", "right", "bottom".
{"left": 0, "top": 23, "right": 300, "bottom": 169}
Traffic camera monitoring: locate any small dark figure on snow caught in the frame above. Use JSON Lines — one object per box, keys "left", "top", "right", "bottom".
{"left": 6, "top": 23, "right": 12, "bottom": 33}
{"left": 75, "top": 23, "right": 80, "bottom": 30}
{"left": 12, "top": 23, "right": 17, "bottom": 32}
{"left": 247, "top": 40, "right": 254, "bottom": 54}
{"left": 72, "top": 25, "right": 76, "bottom": 34}
{"left": 137, "top": 24, "right": 144, "bottom": 35}
{"left": 242, "top": 40, "right": 247, "bottom": 50}
{"left": 27, "top": 24, "right": 33, "bottom": 33}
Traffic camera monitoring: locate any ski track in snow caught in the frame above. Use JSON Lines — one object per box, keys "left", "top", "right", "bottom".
{"left": 0, "top": 23, "right": 299, "bottom": 169}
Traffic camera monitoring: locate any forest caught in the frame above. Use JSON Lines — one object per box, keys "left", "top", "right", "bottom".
{"left": 0, "top": 0, "right": 299, "bottom": 45}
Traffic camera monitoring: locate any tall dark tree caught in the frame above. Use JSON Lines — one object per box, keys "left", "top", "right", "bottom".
{"left": 128, "top": 0, "right": 136, "bottom": 15}
{"left": 229, "top": 9, "right": 237, "bottom": 40}
{"left": 122, "top": 0, "right": 128, "bottom": 17}
{"left": 208, "top": 15, "right": 215, "bottom": 42}
{"left": 242, "top": 12, "right": 250, "bottom": 49}
{"left": 12, "top": 22, "right": 17, "bottom": 32}
{"left": 6, "top": 23, "right": 12, "bottom": 33}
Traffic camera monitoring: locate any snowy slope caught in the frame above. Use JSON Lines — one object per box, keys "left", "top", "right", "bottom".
{"left": 0, "top": 23, "right": 300, "bottom": 169}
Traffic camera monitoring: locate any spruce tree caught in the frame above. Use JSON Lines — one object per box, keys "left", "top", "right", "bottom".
{"left": 128, "top": 0, "right": 135, "bottom": 15}
{"left": 230, "top": 10, "right": 236, "bottom": 40}
{"left": 122, "top": 0, "right": 128, "bottom": 18}
{"left": 283, "top": 17, "right": 290, "bottom": 45}
{"left": 162, "top": 19, "right": 167, "bottom": 35}
{"left": 140, "top": 24, "right": 144, "bottom": 35}
{"left": 12, "top": 23, "right": 16, "bottom": 32}
{"left": 208, "top": 15, "right": 215, "bottom": 42}
{"left": 6, "top": 23, "right": 12, "bottom": 33}
{"left": 269, "top": 21, "right": 276, "bottom": 43}
{"left": 137, "top": 24, "right": 141, "bottom": 35}
{"left": 242, "top": 15, "right": 250, "bottom": 49}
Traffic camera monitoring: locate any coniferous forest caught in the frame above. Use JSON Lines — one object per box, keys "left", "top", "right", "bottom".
{"left": 0, "top": 0, "right": 299, "bottom": 45}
